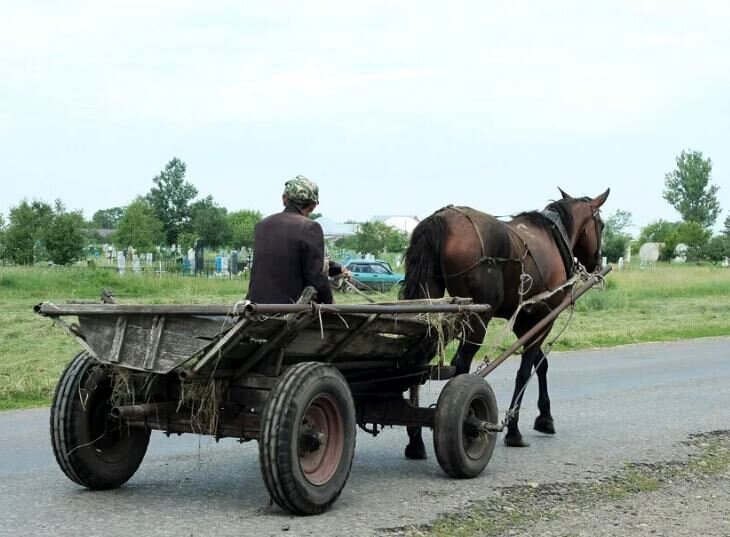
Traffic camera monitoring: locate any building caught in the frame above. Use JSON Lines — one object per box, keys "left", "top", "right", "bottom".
{"left": 371, "top": 215, "right": 420, "bottom": 235}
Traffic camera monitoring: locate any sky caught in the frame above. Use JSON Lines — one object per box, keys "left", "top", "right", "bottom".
{"left": 1, "top": 1, "right": 729, "bottom": 235}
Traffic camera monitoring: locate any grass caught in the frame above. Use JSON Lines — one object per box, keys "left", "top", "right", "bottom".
{"left": 1, "top": 263, "right": 729, "bottom": 410}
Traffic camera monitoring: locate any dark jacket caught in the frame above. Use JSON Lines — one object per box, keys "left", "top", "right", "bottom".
{"left": 247, "top": 206, "right": 334, "bottom": 304}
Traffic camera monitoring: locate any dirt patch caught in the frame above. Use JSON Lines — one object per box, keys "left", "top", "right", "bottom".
{"left": 391, "top": 430, "right": 730, "bottom": 537}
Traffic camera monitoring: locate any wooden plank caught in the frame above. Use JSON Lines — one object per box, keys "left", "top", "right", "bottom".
{"left": 143, "top": 315, "right": 165, "bottom": 370}
{"left": 109, "top": 316, "right": 127, "bottom": 363}
{"left": 325, "top": 314, "right": 379, "bottom": 362}
{"left": 190, "top": 318, "right": 251, "bottom": 375}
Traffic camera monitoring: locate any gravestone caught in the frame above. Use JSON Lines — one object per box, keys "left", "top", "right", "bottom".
{"left": 132, "top": 254, "right": 141, "bottom": 273}
{"left": 722, "top": 257, "right": 729, "bottom": 268}
{"left": 221, "top": 255, "right": 229, "bottom": 276}
{"left": 230, "top": 251, "right": 239, "bottom": 275}
{"left": 639, "top": 242, "right": 660, "bottom": 267}
{"left": 117, "top": 251, "right": 126, "bottom": 274}
{"left": 194, "top": 240, "right": 205, "bottom": 274}
{"left": 618, "top": 257, "right": 624, "bottom": 271}
{"left": 146, "top": 253, "right": 153, "bottom": 265}
{"left": 602, "top": 256, "right": 607, "bottom": 268}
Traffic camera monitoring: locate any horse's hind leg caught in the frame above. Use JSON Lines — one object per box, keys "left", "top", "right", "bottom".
{"left": 405, "top": 385, "right": 427, "bottom": 459}
{"left": 405, "top": 277, "right": 445, "bottom": 460}
{"left": 450, "top": 313, "right": 490, "bottom": 375}
{"left": 533, "top": 351, "right": 555, "bottom": 434}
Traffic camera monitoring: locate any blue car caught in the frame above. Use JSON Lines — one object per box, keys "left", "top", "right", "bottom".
{"left": 343, "top": 259, "right": 405, "bottom": 292}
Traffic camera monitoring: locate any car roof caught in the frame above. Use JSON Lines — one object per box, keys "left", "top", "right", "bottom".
{"left": 345, "top": 259, "right": 389, "bottom": 264}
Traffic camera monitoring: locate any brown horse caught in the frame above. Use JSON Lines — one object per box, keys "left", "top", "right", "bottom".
{"left": 400, "top": 188, "right": 609, "bottom": 457}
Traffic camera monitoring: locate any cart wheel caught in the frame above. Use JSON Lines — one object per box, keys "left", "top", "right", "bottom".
{"left": 433, "top": 374, "right": 498, "bottom": 478}
{"left": 259, "top": 362, "right": 356, "bottom": 515}
{"left": 50, "top": 352, "right": 150, "bottom": 489}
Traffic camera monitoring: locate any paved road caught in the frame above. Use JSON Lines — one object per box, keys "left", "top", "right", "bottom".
{"left": 1, "top": 338, "right": 729, "bottom": 537}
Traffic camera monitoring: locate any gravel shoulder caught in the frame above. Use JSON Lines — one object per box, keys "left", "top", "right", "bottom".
{"left": 403, "top": 431, "right": 730, "bottom": 537}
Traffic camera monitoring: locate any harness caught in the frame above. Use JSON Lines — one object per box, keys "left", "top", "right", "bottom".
{"left": 539, "top": 208, "right": 575, "bottom": 277}
{"left": 442, "top": 203, "right": 601, "bottom": 283}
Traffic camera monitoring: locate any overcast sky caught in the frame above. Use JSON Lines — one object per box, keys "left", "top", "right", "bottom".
{"left": 2, "top": 1, "right": 729, "bottom": 234}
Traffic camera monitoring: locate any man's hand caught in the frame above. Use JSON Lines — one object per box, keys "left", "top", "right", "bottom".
{"left": 340, "top": 268, "right": 352, "bottom": 280}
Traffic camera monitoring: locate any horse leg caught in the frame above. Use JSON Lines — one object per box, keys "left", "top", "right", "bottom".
{"left": 450, "top": 313, "right": 490, "bottom": 375}
{"left": 504, "top": 317, "right": 554, "bottom": 447}
{"left": 405, "top": 384, "right": 427, "bottom": 459}
{"left": 503, "top": 348, "right": 537, "bottom": 447}
{"left": 533, "top": 350, "right": 555, "bottom": 434}
{"left": 404, "top": 276, "right": 445, "bottom": 460}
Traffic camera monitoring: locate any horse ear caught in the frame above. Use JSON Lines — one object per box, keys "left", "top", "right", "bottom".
{"left": 558, "top": 187, "right": 571, "bottom": 199}
{"left": 590, "top": 188, "right": 610, "bottom": 208}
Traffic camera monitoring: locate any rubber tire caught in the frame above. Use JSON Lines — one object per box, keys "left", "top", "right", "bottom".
{"left": 50, "top": 352, "right": 150, "bottom": 489}
{"left": 259, "top": 362, "right": 356, "bottom": 515}
{"left": 433, "top": 374, "right": 498, "bottom": 478}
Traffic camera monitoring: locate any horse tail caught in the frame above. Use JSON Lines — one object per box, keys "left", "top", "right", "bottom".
{"left": 400, "top": 212, "right": 447, "bottom": 300}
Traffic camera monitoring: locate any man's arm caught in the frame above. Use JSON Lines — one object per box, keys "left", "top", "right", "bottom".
{"left": 301, "top": 222, "right": 334, "bottom": 304}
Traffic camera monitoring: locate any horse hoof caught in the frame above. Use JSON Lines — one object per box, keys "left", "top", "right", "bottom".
{"left": 534, "top": 416, "right": 556, "bottom": 435}
{"left": 405, "top": 442, "right": 428, "bottom": 460}
{"left": 504, "top": 435, "right": 530, "bottom": 448}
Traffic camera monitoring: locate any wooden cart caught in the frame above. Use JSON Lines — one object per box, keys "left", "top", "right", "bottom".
{"left": 36, "top": 296, "right": 501, "bottom": 515}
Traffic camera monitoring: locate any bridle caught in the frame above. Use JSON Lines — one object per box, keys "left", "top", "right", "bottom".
{"left": 579, "top": 202, "right": 604, "bottom": 271}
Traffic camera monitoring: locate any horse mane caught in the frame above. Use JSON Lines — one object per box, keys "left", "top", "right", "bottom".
{"left": 514, "top": 197, "right": 591, "bottom": 235}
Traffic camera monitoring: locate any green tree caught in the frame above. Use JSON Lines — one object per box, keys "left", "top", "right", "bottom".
{"left": 723, "top": 215, "right": 730, "bottom": 237}
{"left": 663, "top": 149, "right": 721, "bottom": 228}
{"left": 675, "top": 221, "right": 711, "bottom": 248}
{"left": 114, "top": 198, "right": 165, "bottom": 252}
{"left": 45, "top": 206, "right": 86, "bottom": 265}
{"left": 91, "top": 207, "right": 124, "bottom": 229}
{"left": 190, "top": 196, "right": 231, "bottom": 249}
{"left": 638, "top": 219, "right": 678, "bottom": 245}
{"left": 346, "top": 221, "right": 409, "bottom": 254}
{"left": 601, "top": 210, "right": 633, "bottom": 263}
{"left": 146, "top": 158, "right": 198, "bottom": 245}
{"left": 228, "top": 209, "right": 262, "bottom": 249}
{"left": 701, "top": 235, "right": 730, "bottom": 264}
{"left": 0, "top": 213, "right": 6, "bottom": 260}
{"left": 1, "top": 200, "right": 54, "bottom": 264}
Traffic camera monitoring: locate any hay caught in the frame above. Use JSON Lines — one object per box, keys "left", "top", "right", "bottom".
{"left": 110, "top": 367, "right": 225, "bottom": 436}
{"left": 178, "top": 377, "right": 226, "bottom": 435}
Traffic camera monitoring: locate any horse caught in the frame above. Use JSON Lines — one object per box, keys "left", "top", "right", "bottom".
{"left": 400, "top": 188, "right": 609, "bottom": 457}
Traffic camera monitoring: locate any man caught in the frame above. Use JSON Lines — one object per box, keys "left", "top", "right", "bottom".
{"left": 247, "top": 175, "right": 348, "bottom": 304}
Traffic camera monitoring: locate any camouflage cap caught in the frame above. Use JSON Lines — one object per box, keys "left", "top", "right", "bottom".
{"left": 283, "top": 175, "right": 319, "bottom": 204}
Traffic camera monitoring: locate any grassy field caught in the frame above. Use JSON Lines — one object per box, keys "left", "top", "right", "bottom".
{"left": 1, "top": 263, "right": 729, "bottom": 410}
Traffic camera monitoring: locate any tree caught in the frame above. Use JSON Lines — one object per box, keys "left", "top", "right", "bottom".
{"left": 228, "top": 209, "right": 262, "bottom": 249}
{"left": 114, "top": 198, "right": 165, "bottom": 252}
{"left": 45, "top": 207, "right": 86, "bottom": 265}
{"left": 146, "top": 158, "right": 198, "bottom": 245}
{"left": 1, "top": 200, "right": 54, "bottom": 264}
{"left": 309, "top": 212, "right": 322, "bottom": 221}
{"left": 723, "top": 215, "right": 730, "bottom": 237}
{"left": 340, "top": 221, "right": 409, "bottom": 254}
{"left": 675, "top": 221, "right": 711, "bottom": 248}
{"left": 638, "top": 219, "right": 678, "bottom": 245}
{"left": 601, "top": 210, "right": 633, "bottom": 262}
{"left": 0, "top": 213, "right": 6, "bottom": 261}
{"left": 189, "top": 196, "right": 231, "bottom": 249}
{"left": 91, "top": 207, "right": 124, "bottom": 229}
{"left": 663, "top": 149, "right": 721, "bottom": 228}
{"left": 702, "top": 235, "right": 730, "bottom": 264}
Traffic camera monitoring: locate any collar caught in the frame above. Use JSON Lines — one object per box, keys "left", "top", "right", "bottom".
{"left": 540, "top": 208, "right": 575, "bottom": 276}
{"left": 284, "top": 204, "right": 305, "bottom": 216}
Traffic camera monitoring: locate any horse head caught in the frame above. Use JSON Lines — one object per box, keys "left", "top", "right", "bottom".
{"left": 558, "top": 187, "right": 610, "bottom": 273}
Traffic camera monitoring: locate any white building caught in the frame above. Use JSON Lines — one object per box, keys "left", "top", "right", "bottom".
{"left": 371, "top": 215, "right": 420, "bottom": 235}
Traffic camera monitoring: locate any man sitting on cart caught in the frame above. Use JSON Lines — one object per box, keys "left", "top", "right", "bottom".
{"left": 247, "top": 175, "right": 349, "bottom": 304}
